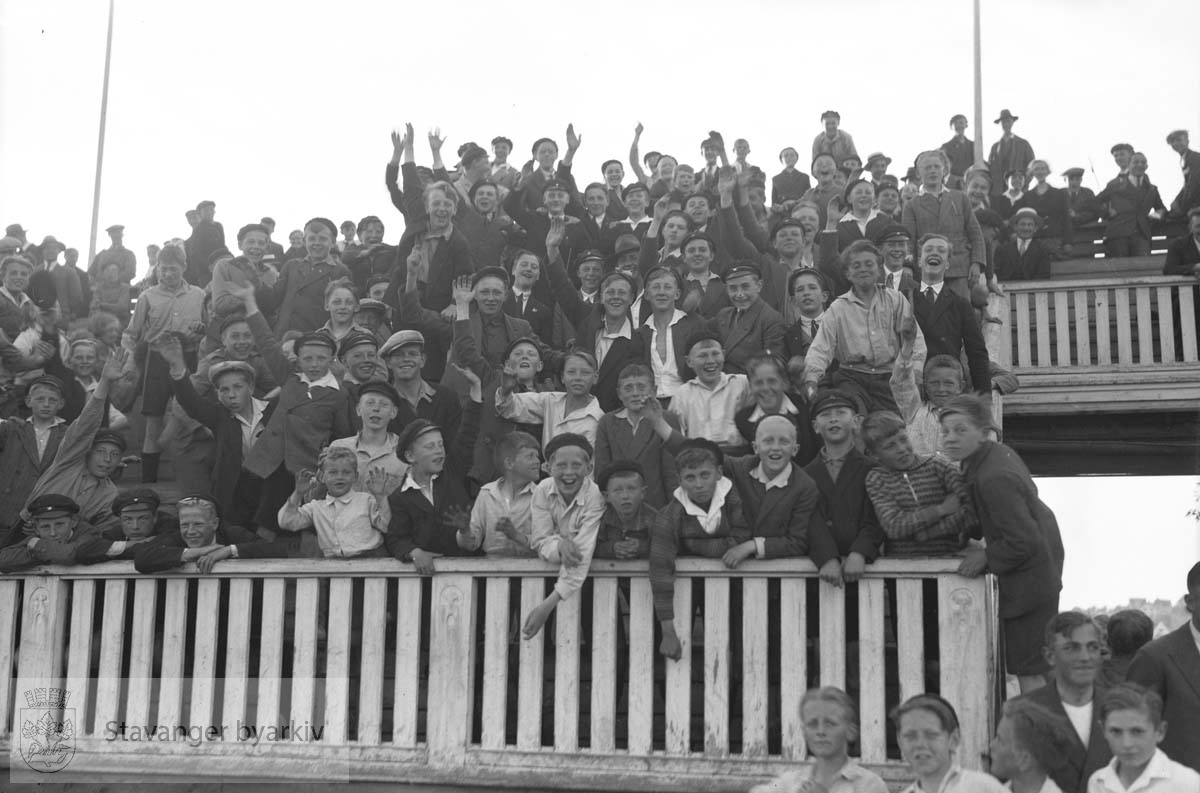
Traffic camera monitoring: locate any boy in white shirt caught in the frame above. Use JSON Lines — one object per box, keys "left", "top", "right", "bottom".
{"left": 461, "top": 431, "right": 541, "bottom": 557}
{"left": 1089, "top": 684, "right": 1200, "bottom": 793}
{"left": 668, "top": 330, "right": 751, "bottom": 450}
{"left": 277, "top": 445, "right": 390, "bottom": 558}
{"left": 496, "top": 350, "right": 604, "bottom": 448}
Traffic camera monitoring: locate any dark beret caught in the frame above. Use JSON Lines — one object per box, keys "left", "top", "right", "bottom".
{"left": 357, "top": 380, "right": 401, "bottom": 405}
{"left": 503, "top": 336, "right": 542, "bottom": 361}
{"left": 676, "top": 437, "right": 724, "bottom": 469}
{"left": 26, "top": 374, "right": 65, "bottom": 396}
{"left": 680, "top": 231, "right": 716, "bottom": 252}
{"left": 810, "top": 389, "right": 860, "bottom": 417}
{"left": 686, "top": 328, "right": 723, "bottom": 352}
{"left": 218, "top": 312, "right": 250, "bottom": 335}
{"left": 772, "top": 218, "right": 806, "bottom": 240}
{"left": 337, "top": 330, "right": 379, "bottom": 358}
{"left": 395, "top": 419, "right": 442, "bottom": 459}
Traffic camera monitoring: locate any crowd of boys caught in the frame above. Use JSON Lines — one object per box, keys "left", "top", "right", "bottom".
{"left": 1, "top": 112, "right": 1198, "bottom": 783}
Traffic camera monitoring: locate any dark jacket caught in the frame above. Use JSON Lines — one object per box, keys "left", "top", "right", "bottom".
{"left": 913, "top": 284, "right": 991, "bottom": 392}
{"left": 1017, "top": 683, "right": 1111, "bottom": 793}
{"left": 1164, "top": 234, "right": 1200, "bottom": 275}
{"left": 386, "top": 220, "right": 475, "bottom": 316}
{"left": 994, "top": 238, "right": 1053, "bottom": 282}
{"left": 384, "top": 399, "right": 482, "bottom": 561}
{"left": 132, "top": 522, "right": 278, "bottom": 573}
{"left": 804, "top": 448, "right": 885, "bottom": 567}
{"left": 960, "top": 441, "right": 1063, "bottom": 618}
{"left": 272, "top": 256, "right": 352, "bottom": 335}
{"left": 0, "top": 418, "right": 66, "bottom": 532}
{"left": 1127, "top": 623, "right": 1200, "bottom": 772}
{"left": 1095, "top": 175, "right": 1166, "bottom": 240}
{"left": 713, "top": 300, "right": 787, "bottom": 375}
{"left": 723, "top": 456, "right": 819, "bottom": 558}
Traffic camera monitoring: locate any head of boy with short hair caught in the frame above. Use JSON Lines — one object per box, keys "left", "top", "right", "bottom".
{"left": 861, "top": 411, "right": 918, "bottom": 471}
{"left": 100, "top": 261, "right": 121, "bottom": 286}
{"left": 25, "top": 376, "right": 65, "bottom": 425}
{"left": 918, "top": 234, "right": 952, "bottom": 285}
{"left": 1042, "top": 611, "right": 1103, "bottom": 695}
{"left": 509, "top": 250, "right": 541, "bottom": 294}
{"left": 543, "top": 433, "right": 593, "bottom": 502}
{"left": 397, "top": 420, "right": 446, "bottom": 479}
{"left": 923, "top": 354, "right": 965, "bottom": 408}
{"left": 617, "top": 363, "right": 655, "bottom": 416}
{"left": 155, "top": 246, "right": 186, "bottom": 290}
{"left": 69, "top": 339, "right": 100, "bottom": 381}
{"left": 600, "top": 460, "right": 647, "bottom": 524}
{"left": 113, "top": 488, "right": 161, "bottom": 541}
{"left": 789, "top": 269, "right": 829, "bottom": 320}
{"left": 799, "top": 687, "right": 859, "bottom": 762}
{"left": 317, "top": 446, "right": 358, "bottom": 499}
{"left": 1098, "top": 683, "right": 1166, "bottom": 781}
{"left": 1106, "top": 609, "right": 1154, "bottom": 663}
{"left": 685, "top": 332, "right": 726, "bottom": 388}
{"left": 892, "top": 693, "right": 961, "bottom": 786}
{"left": 494, "top": 431, "right": 541, "bottom": 488}
{"left": 754, "top": 415, "right": 798, "bottom": 479}
{"left": 747, "top": 354, "right": 790, "bottom": 414}
{"left": 324, "top": 278, "right": 359, "bottom": 326}
{"left": 504, "top": 338, "right": 544, "bottom": 387}
{"left": 366, "top": 275, "right": 390, "bottom": 303}
{"left": 28, "top": 495, "right": 81, "bottom": 543}
{"left": 675, "top": 440, "right": 724, "bottom": 508}
{"left": 87, "top": 429, "right": 126, "bottom": 479}
{"left": 989, "top": 699, "right": 1075, "bottom": 785}
{"left": 303, "top": 217, "right": 337, "bottom": 261}
{"left": 841, "top": 240, "right": 882, "bottom": 296}
{"left": 560, "top": 350, "right": 598, "bottom": 400}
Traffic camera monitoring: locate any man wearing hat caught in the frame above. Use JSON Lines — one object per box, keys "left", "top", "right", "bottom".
{"left": 1093, "top": 152, "right": 1167, "bottom": 258}
{"left": 489, "top": 135, "right": 521, "bottom": 192}
{"left": 0, "top": 494, "right": 102, "bottom": 572}
{"left": 986, "top": 110, "right": 1035, "bottom": 198}
{"left": 337, "top": 329, "right": 385, "bottom": 421}
{"left": 941, "top": 115, "right": 975, "bottom": 190}
{"left": 995, "top": 208, "right": 1054, "bottom": 281}
{"left": 812, "top": 111, "right": 859, "bottom": 169}
{"left": 1062, "top": 167, "right": 1100, "bottom": 228}
{"left": 603, "top": 183, "right": 653, "bottom": 253}
{"left": 1166, "top": 130, "right": 1200, "bottom": 218}
{"left": 502, "top": 175, "right": 590, "bottom": 273}
{"left": 75, "top": 488, "right": 174, "bottom": 563}
{"left": 183, "top": 201, "right": 226, "bottom": 289}
{"left": 0, "top": 375, "right": 68, "bottom": 538}
{"left": 20, "top": 348, "right": 130, "bottom": 536}
{"left": 378, "top": 326, "right": 463, "bottom": 440}
{"left": 274, "top": 217, "right": 352, "bottom": 335}
{"left": 89, "top": 224, "right": 137, "bottom": 286}
{"left": 864, "top": 153, "right": 893, "bottom": 186}
{"left": 875, "top": 224, "right": 919, "bottom": 293}
{"left": 713, "top": 262, "right": 786, "bottom": 375}
{"left": 1110, "top": 143, "right": 1134, "bottom": 179}
{"left": 133, "top": 493, "right": 284, "bottom": 573}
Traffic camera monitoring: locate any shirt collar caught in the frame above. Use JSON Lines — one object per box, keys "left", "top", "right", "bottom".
{"left": 599, "top": 317, "right": 633, "bottom": 340}
{"left": 299, "top": 371, "right": 340, "bottom": 390}
{"left": 234, "top": 397, "right": 268, "bottom": 427}
{"left": 425, "top": 225, "right": 453, "bottom": 242}
{"left": 643, "top": 308, "right": 688, "bottom": 328}
{"left": 0, "top": 286, "right": 30, "bottom": 306}
{"left": 494, "top": 477, "right": 537, "bottom": 497}
{"left": 919, "top": 184, "right": 946, "bottom": 197}
{"left": 28, "top": 416, "right": 66, "bottom": 429}
{"left": 673, "top": 477, "right": 732, "bottom": 534}
{"left": 749, "top": 395, "right": 799, "bottom": 422}
{"left": 400, "top": 472, "right": 437, "bottom": 492}
{"left": 323, "top": 490, "right": 358, "bottom": 506}
{"left": 750, "top": 462, "right": 792, "bottom": 489}
{"left": 151, "top": 280, "right": 193, "bottom": 297}
{"left": 922, "top": 281, "right": 945, "bottom": 297}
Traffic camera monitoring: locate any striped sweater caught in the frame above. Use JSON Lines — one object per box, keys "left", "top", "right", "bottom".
{"left": 864, "top": 455, "right": 977, "bottom": 555}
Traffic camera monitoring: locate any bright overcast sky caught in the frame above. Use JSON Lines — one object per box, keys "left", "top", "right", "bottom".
{"left": 1, "top": 0, "right": 1198, "bottom": 607}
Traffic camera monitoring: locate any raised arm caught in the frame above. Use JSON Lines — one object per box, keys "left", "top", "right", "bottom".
{"left": 628, "top": 123, "right": 649, "bottom": 185}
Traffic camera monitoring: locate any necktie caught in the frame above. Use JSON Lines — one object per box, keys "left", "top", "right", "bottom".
{"left": 924, "top": 287, "right": 935, "bottom": 302}
{"left": 1019, "top": 240, "right": 1028, "bottom": 256}
{"left": 810, "top": 319, "right": 820, "bottom": 337}
{"left": 886, "top": 273, "right": 895, "bottom": 289}
{"left": 518, "top": 293, "right": 526, "bottom": 314}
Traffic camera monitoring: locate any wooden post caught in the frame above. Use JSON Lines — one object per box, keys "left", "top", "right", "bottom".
{"left": 427, "top": 574, "right": 476, "bottom": 766}
{"left": 938, "top": 575, "right": 993, "bottom": 770}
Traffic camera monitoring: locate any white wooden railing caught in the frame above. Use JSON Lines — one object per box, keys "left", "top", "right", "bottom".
{"left": 999, "top": 275, "right": 1200, "bottom": 414}
{"left": 0, "top": 559, "right": 996, "bottom": 791}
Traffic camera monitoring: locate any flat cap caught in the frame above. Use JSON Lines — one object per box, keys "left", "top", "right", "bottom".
{"left": 379, "top": 329, "right": 425, "bottom": 358}
{"left": 357, "top": 380, "right": 401, "bottom": 405}
{"left": 810, "top": 389, "right": 859, "bottom": 417}
{"left": 112, "top": 488, "right": 161, "bottom": 515}
{"left": 1110, "top": 142, "right": 1134, "bottom": 154}
{"left": 208, "top": 360, "right": 256, "bottom": 386}
{"left": 105, "top": 224, "right": 125, "bottom": 234}
{"left": 337, "top": 329, "right": 379, "bottom": 358}
{"left": 725, "top": 262, "right": 762, "bottom": 281}
{"left": 472, "top": 265, "right": 510, "bottom": 287}
{"left": 92, "top": 428, "right": 128, "bottom": 452}
{"left": 864, "top": 152, "right": 891, "bottom": 168}
{"left": 542, "top": 178, "right": 570, "bottom": 195}
{"left": 28, "top": 494, "right": 80, "bottom": 517}
{"left": 355, "top": 298, "right": 389, "bottom": 315}
{"left": 295, "top": 332, "right": 337, "bottom": 354}
{"left": 26, "top": 374, "right": 65, "bottom": 396}
{"left": 1061, "top": 167, "right": 1085, "bottom": 179}
{"left": 874, "top": 223, "right": 912, "bottom": 244}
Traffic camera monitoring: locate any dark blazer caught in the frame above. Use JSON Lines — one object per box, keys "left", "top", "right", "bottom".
{"left": 1017, "top": 683, "right": 1111, "bottom": 793}
{"left": 960, "top": 441, "right": 1064, "bottom": 618}
{"left": 1170, "top": 149, "right": 1200, "bottom": 215}
{"left": 241, "top": 311, "right": 352, "bottom": 478}
{"left": 385, "top": 400, "right": 482, "bottom": 561}
{"left": 1094, "top": 175, "right": 1166, "bottom": 240}
{"left": 171, "top": 367, "right": 277, "bottom": 513}
{"left": 133, "top": 522, "right": 279, "bottom": 573}
{"left": 901, "top": 189, "right": 986, "bottom": 279}
{"left": 272, "top": 257, "right": 352, "bottom": 335}
{"left": 803, "top": 448, "right": 885, "bottom": 567}
{"left": 1164, "top": 234, "right": 1200, "bottom": 275}
{"left": 994, "top": 238, "right": 1053, "bottom": 282}
{"left": 546, "top": 251, "right": 646, "bottom": 412}
{"left": 638, "top": 311, "right": 707, "bottom": 384}
{"left": 1126, "top": 623, "right": 1200, "bottom": 771}
{"left": 387, "top": 220, "right": 475, "bottom": 314}
{"left": 818, "top": 213, "right": 893, "bottom": 257}
{"left": 772, "top": 169, "right": 812, "bottom": 206}
{"left": 1066, "top": 187, "right": 1100, "bottom": 228}
{"left": 504, "top": 292, "right": 554, "bottom": 344}
{"left": 713, "top": 300, "right": 787, "bottom": 375}
{"left": 913, "top": 285, "right": 991, "bottom": 392}
{"left": 724, "top": 455, "right": 819, "bottom": 557}
{"left": 0, "top": 418, "right": 66, "bottom": 532}
{"left": 1015, "top": 185, "right": 1073, "bottom": 241}
{"left": 593, "top": 411, "right": 679, "bottom": 509}
{"left": 986, "top": 135, "right": 1035, "bottom": 193}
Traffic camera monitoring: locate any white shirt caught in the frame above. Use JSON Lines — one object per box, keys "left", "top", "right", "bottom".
{"left": 1062, "top": 698, "right": 1093, "bottom": 748}
{"left": 845, "top": 208, "right": 881, "bottom": 236}
{"left": 595, "top": 317, "right": 632, "bottom": 369}
{"left": 1018, "top": 238, "right": 1030, "bottom": 255}
{"left": 747, "top": 395, "right": 800, "bottom": 424}
{"left": 1089, "top": 749, "right": 1200, "bottom": 793}
{"left": 902, "top": 766, "right": 1007, "bottom": 793}
{"left": 31, "top": 417, "right": 66, "bottom": 458}
{"left": 669, "top": 373, "right": 751, "bottom": 447}
{"left": 673, "top": 477, "right": 733, "bottom": 535}
{"left": 644, "top": 309, "right": 687, "bottom": 397}
{"left": 750, "top": 759, "right": 888, "bottom": 793}
{"left": 496, "top": 390, "right": 605, "bottom": 449}
{"left": 530, "top": 477, "right": 605, "bottom": 600}
{"left": 233, "top": 397, "right": 269, "bottom": 457}
{"left": 580, "top": 289, "right": 598, "bottom": 304}
{"left": 298, "top": 370, "right": 340, "bottom": 398}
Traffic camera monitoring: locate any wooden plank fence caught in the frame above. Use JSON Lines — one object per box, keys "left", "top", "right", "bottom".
{"left": 0, "top": 559, "right": 996, "bottom": 791}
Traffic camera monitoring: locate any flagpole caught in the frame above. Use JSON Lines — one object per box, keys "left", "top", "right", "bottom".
{"left": 972, "top": 0, "right": 984, "bottom": 165}
{"left": 87, "top": 0, "right": 115, "bottom": 267}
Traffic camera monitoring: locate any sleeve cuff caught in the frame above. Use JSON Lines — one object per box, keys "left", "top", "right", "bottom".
{"left": 754, "top": 538, "right": 766, "bottom": 559}
{"left": 229, "top": 545, "right": 239, "bottom": 559}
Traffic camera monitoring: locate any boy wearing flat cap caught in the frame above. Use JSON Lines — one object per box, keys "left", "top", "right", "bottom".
{"left": 0, "top": 494, "right": 101, "bottom": 572}
{"left": 0, "top": 375, "right": 68, "bottom": 537}
{"left": 713, "top": 261, "right": 787, "bottom": 375}
{"left": 75, "top": 488, "right": 175, "bottom": 563}
{"left": 19, "top": 348, "right": 130, "bottom": 537}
